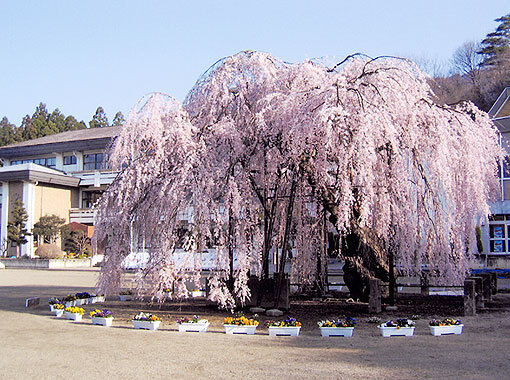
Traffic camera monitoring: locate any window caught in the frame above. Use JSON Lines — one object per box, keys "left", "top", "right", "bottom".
{"left": 83, "top": 153, "right": 103, "bottom": 170}
{"left": 63, "top": 155, "right": 77, "bottom": 165}
{"left": 11, "top": 157, "right": 55, "bottom": 168}
{"left": 489, "top": 214, "right": 510, "bottom": 254}
{"left": 503, "top": 157, "right": 510, "bottom": 179}
{"left": 82, "top": 190, "right": 103, "bottom": 208}
{"left": 46, "top": 157, "right": 56, "bottom": 168}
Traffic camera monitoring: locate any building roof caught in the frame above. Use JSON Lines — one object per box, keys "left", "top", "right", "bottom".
{"left": 494, "top": 117, "right": 510, "bottom": 133}
{"left": 0, "top": 126, "right": 121, "bottom": 159}
{"left": 489, "top": 87, "right": 510, "bottom": 119}
{"left": 0, "top": 163, "right": 80, "bottom": 187}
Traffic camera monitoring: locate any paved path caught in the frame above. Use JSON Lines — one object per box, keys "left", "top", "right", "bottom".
{"left": 1, "top": 269, "right": 509, "bottom": 379}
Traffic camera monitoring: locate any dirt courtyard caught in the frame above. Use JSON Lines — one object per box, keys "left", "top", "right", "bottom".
{"left": 0, "top": 268, "right": 509, "bottom": 380}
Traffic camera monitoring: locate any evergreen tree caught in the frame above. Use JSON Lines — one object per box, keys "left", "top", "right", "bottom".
{"left": 61, "top": 225, "right": 91, "bottom": 256}
{"left": 63, "top": 116, "right": 86, "bottom": 132}
{"left": 32, "top": 214, "right": 66, "bottom": 244}
{"left": 89, "top": 107, "right": 109, "bottom": 128}
{"left": 0, "top": 104, "right": 87, "bottom": 147}
{"left": 7, "top": 199, "right": 30, "bottom": 257}
{"left": 22, "top": 103, "right": 56, "bottom": 140}
{"left": 111, "top": 111, "right": 125, "bottom": 126}
{"left": 479, "top": 13, "right": 510, "bottom": 66}
{"left": 0, "top": 117, "right": 20, "bottom": 146}
{"left": 49, "top": 108, "right": 66, "bottom": 133}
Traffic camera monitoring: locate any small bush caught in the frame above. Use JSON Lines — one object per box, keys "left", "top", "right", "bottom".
{"left": 36, "top": 244, "right": 64, "bottom": 259}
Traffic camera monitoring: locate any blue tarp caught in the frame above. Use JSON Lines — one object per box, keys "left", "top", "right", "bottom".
{"left": 471, "top": 268, "right": 510, "bottom": 278}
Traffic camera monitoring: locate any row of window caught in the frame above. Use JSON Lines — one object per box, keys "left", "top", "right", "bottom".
{"left": 489, "top": 214, "right": 510, "bottom": 254}
{"left": 11, "top": 154, "right": 103, "bottom": 171}
{"left": 11, "top": 157, "right": 56, "bottom": 168}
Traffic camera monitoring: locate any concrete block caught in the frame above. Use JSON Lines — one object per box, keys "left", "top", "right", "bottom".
{"left": 464, "top": 279, "right": 476, "bottom": 316}
{"left": 25, "top": 297, "right": 40, "bottom": 308}
{"left": 266, "top": 309, "right": 284, "bottom": 317}
{"left": 368, "top": 279, "right": 381, "bottom": 313}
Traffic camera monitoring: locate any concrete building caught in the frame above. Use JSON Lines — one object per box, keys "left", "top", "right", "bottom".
{"left": 482, "top": 87, "right": 510, "bottom": 267}
{"left": 0, "top": 126, "right": 120, "bottom": 257}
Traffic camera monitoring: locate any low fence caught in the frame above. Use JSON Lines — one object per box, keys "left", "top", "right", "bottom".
{"left": 0, "top": 256, "right": 103, "bottom": 269}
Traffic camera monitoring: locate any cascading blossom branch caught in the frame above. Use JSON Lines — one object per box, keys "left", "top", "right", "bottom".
{"left": 94, "top": 50, "right": 503, "bottom": 308}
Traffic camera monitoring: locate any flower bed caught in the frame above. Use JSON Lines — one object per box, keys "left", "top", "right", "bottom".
{"left": 224, "top": 316, "right": 259, "bottom": 335}
{"left": 64, "top": 306, "right": 85, "bottom": 321}
{"left": 48, "top": 297, "right": 61, "bottom": 312}
{"left": 75, "top": 292, "right": 91, "bottom": 305}
{"left": 429, "top": 318, "right": 463, "bottom": 336}
{"left": 52, "top": 303, "right": 65, "bottom": 317}
{"left": 177, "top": 315, "right": 209, "bottom": 333}
{"left": 378, "top": 319, "right": 415, "bottom": 337}
{"left": 90, "top": 309, "right": 114, "bottom": 327}
{"left": 318, "top": 317, "right": 356, "bottom": 337}
{"left": 132, "top": 312, "right": 161, "bottom": 330}
{"left": 63, "top": 294, "right": 76, "bottom": 308}
{"left": 267, "top": 317, "right": 302, "bottom": 337}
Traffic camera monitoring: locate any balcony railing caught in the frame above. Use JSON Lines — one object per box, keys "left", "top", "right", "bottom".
{"left": 75, "top": 171, "right": 118, "bottom": 187}
{"left": 70, "top": 208, "right": 96, "bottom": 224}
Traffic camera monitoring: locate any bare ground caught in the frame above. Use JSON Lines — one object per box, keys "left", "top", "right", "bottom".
{"left": 0, "top": 268, "right": 509, "bottom": 380}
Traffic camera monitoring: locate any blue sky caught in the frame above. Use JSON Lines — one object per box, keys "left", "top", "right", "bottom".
{"left": 0, "top": 1, "right": 508, "bottom": 125}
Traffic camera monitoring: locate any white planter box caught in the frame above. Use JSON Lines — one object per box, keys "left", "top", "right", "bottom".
{"left": 320, "top": 327, "right": 354, "bottom": 337}
{"left": 223, "top": 325, "right": 258, "bottom": 335}
{"left": 89, "top": 297, "right": 97, "bottom": 304}
{"left": 91, "top": 317, "right": 114, "bottom": 327}
{"left": 65, "top": 312, "right": 83, "bottom": 321}
{"left": 49, "top": 304, "right": 57, "bottom": 312}
{"left": 268, "top": 326, "right": 301, "bottom": 337}
{"left": 119, "top": 295, "right": 132, "bottom": 301}
{"left": 191, "top": 290, "right": 206, "bottom": 298}
{"left": 64, "top": 301, "right": 76, "bottom": 308}
{"left": 53, "top": 309, "right": 64, "bottom": 317}
{"left": 178, "top": 322, "right": 209, "bottom": 333}
{"left": 133, "top": 320, "right": 160, "bottom": 330}
{"left": 378, "top": 326, "right": 415, "bottom": 337}
{"left": 96, "top": 296, "right": 105, "bottom": 303}
{"left": 75, "top": 299, "right": 86, "bottom": 306}
{"left": 429, "top": 324, "right": 463, "bottom": 336}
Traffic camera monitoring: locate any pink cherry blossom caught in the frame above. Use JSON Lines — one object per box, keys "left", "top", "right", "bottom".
{"left": 94, "top": 51, "right": 503, "bottom": 307}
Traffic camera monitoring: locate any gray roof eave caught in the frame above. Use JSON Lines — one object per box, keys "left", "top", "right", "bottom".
{"left": 0, "top": 169, "right": 80, "bottom": 187}
{"left": 0, "top": 138, "right": 112, "bottom": 159}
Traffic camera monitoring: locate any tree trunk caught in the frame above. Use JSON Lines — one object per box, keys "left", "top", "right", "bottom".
{"left": 388, "top": 247, "right": 396, "bottom": 306}
{"left": 315, "top": 208, "right": 328, "bottom": 296}
{"left": 341, "top": 224, "right": 390, "bottom": 301}
{"left": 274, "top": 179, "right": 297, "bottom": 308}
{"left": 302, "top": 161, "right": 391, "bottom": 302}
{"left": 227, "top": 210, "right": 235, "bottom": 293}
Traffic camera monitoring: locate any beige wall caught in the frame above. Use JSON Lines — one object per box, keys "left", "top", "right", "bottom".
{"left": 34, "top": 183, "right": 75, "bottom": 251}
{"left": 34, "top": 184, "right": 72, "bottom": 223}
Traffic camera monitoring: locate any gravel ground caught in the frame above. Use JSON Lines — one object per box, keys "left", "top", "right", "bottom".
{"left": 1, "top": 268, "right": 509, "bottom": 380}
